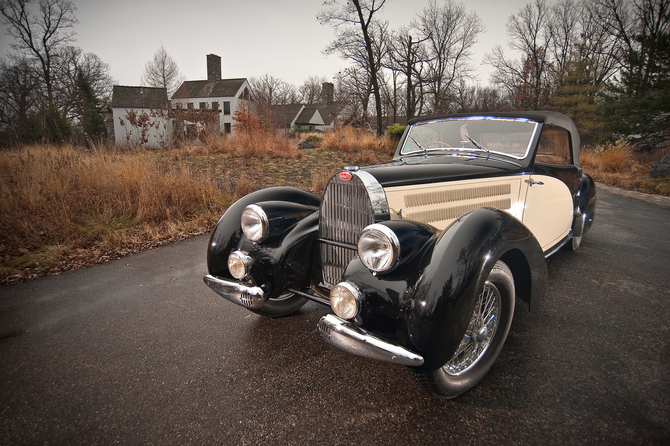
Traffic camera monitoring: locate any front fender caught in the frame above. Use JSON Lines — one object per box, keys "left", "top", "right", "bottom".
{"left": 207, "top": 187, "right": 321, "bottom": 279}
{"left": 402, "top": 208, "right": 547, "bottom": 372}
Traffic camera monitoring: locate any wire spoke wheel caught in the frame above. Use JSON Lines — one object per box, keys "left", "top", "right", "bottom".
{"left": 444, "top": 281, "right": 501, "bottom": 375}
{"left": 422, "top": 260, "right": 515, "bottom": 399}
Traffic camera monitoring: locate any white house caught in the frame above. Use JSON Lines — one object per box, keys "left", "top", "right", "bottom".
{"left": 170, "top": 54, "right": 251, "bottom": 135}
{"left": 111, "top": 86, "right": 173, "bottom": 149}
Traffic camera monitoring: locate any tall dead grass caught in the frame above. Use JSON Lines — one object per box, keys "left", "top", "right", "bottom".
{"left": 321, "top": 126, "right": 396, "bottom": 157}
{"left": 581, "top": 140, "right": 670, "bottom": 195}
{"left": 196, "top": 131, "right": 301, "bottom": 158}
{"left": 0, "top": 144, "right": 227, "bottom": 256}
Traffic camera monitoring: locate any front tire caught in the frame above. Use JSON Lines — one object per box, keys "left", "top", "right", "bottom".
{"left": 251, "top": 292, "right": 308, "bottom": 318}
{"left": 424, "top": 261, "right": 515, "bottom": 399}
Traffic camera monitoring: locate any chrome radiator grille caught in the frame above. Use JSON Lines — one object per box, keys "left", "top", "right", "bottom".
{"left": 319, "top": 174, "right": 375, "bottom": 288}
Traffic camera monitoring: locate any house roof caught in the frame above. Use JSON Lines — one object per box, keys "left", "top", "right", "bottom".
{"left": 295, "top": 106, "right": 324, "bottom": 126}
{"left": 112, "top": 86, "right": 168, "bottom": 108}
{"left": 312, "top": 102, "right": 343, "bottom": 126}
{"left": 171, "top": 78, "right": 247, "bottom": 99}
{"left": 270, "top": 104, "right": 304, "bottom": 129}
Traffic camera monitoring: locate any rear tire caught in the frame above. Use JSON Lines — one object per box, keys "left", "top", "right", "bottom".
{"left": 424, "top": 261, "right": 515, "bottom": 399}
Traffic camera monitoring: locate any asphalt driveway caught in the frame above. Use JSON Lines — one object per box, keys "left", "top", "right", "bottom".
{"left": 0, "top": 189, "right": 669, "bottom": 445}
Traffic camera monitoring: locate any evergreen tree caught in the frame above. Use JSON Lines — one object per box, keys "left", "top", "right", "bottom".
{"left": 600, "top": 32, "right": 670, "bottom": 150}
{"left": 551, "top": 55, "right": 603, "bottom": 141}
{"left": 75, "top": 70, "right": 106, "bottom": 139}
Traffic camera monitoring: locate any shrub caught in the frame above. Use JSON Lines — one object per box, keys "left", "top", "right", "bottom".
{"left": 387, "top": 123, "right": 406, "bottom": 140}
{"left": 599, "top": 140, "right": 633, "bottom": 173}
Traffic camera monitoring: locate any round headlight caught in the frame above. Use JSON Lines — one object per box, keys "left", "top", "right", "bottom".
{"left": 241, "top": 204, "right": 268, "bottom": 242}
{"left": 358, "top": 224, "right": 400, "bottom": 272}
{"left": 228, "top": 251, "right": 252, "bottom": 279}
{"left": 330, "top": 282, "right": 362, "bottom": 320}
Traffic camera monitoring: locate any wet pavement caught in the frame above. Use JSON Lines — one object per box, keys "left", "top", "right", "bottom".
{"left": 1, "top": 189, "right": 669, "bottom": 445}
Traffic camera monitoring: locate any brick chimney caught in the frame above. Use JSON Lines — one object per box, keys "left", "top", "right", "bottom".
{"left": 207, "top": 54, "right": 221, "bottom": 81}
{"left": 321, "top": 82, "right": 334, "bottom": 105}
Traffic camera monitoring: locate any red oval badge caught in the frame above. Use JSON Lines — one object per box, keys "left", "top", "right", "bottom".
{"left": 339, "top": 172, "right": 352, "bottom": 181}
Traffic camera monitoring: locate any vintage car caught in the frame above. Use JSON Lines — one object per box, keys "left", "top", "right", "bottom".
{"left": 203, "top": 111, "right": 596, "bottom": 398}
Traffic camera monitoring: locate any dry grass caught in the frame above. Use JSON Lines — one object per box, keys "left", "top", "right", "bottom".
{"left": 581, "top": 140, "right": 670, "bottom": 195}
{"left": 0, "top": 144, "right": 233, "bottom": 284}
{"left": 0, "top": 127, "right": 396, "bottom": 284}
{"left": 322, "top": 126, "right": 396, "bottom": 157}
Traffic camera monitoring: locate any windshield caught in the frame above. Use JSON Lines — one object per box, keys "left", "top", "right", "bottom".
{"left": 401, "top": 117, "right": 539, "bottom": 159}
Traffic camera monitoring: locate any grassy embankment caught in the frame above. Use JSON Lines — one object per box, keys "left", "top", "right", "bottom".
{"left": 581, "top": 140, "right": 670, "bottom": 195}
{"left": 1, "top": 129, "right": 667, "bottom": 285}
{"left": 0, "top": 127, "right": 395, "bottom": 284}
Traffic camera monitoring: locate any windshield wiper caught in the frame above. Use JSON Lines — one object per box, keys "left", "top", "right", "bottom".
{"left": 408, "top": 135, "right": 429, "bottom": 155}
{"left": 463, "top": 133, "right": 490, "bottom": 160}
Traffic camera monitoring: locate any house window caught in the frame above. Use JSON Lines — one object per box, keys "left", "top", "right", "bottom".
{"left": 224, "top": 123, "right": 232, "bottom": 134}
{"left": 199, "top": 102, "right": 206, "bottom": 109}
{"left": 187, "top": 103, "right": 194, "bottom": 109}
{"left": 212, "top": 102, "right": 219, "bottom": 109}
{"left": 224, "top": 101, "right": 231, "bottom": 115}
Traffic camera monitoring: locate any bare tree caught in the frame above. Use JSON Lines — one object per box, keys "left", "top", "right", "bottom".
{"left": 386, "top": 26, "right": 430, "bottom": 120}
{"left": 299, "top": 75, "right": 327, "bottom": 104}
{"left": 486, "top": 0, "right": 553, "bottom": 110}
{"left": 414, "top": 0, "right": 482, "bottom": 114}
{"left": 57, "top": 46, "right": 113, "bottom": 121}
{"left": 249, "top": 74, "right": 297, "bottom": 106}
{"left": 0, "top": 0, "right": 77, "bottom": 109}
{"left": 140, "top": 45, "right": 184, "bottom": 98}
{"left": 334, "top": 66, "right": 373, "bottom": 127}
{"left": 0, "top": 56, "right": 42, "bottom": 141}
{"left": 319, "top": 0, "right": 388, "bottom": 135}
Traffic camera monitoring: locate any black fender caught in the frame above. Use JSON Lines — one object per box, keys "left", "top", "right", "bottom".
{"left": 400, "top": 207, "right": 548, "bottom": 373}
{"left": 574, "top": 173, "right": 596, "bottom": 235}
{"left": 206, "top": 187, "right": 321, "bottom": 281}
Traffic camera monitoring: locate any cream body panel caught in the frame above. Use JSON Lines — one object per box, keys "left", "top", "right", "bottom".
{"left": 520, "top": 174, "right": 573, "bottom": 251}
{"left": 384, "top": 176, "right": 525, "bottom": 231}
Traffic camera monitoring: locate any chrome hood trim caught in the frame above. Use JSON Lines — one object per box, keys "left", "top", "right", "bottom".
{"left": 352, "top": 170, "right": 389, "bottom": 214}
{"left": 318, "top": 314, "right": 424, "bottom": 366}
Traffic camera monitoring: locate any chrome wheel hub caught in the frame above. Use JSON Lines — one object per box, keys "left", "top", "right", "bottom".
{"left": 444, "top": 281, "right": 501, "bottom": 376}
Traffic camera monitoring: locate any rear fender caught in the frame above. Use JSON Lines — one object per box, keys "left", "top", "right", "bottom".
{"left": 402, "top": 207, "right": 547, "bottom": 372}
{"left": 575, "top": 173, "right": 596, "bottom": 235}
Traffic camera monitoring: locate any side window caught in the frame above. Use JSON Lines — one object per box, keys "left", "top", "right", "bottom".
{"left": 187, "top": 102, "right": 194, "bottom": 109}
{"left": 224, "top": 123, "right": 232, "bottom": 134}
{"left": 212, "top": 102, "right": 219, "bottom": 109}
{"left": 536, "top": 125, "right": 571, "bottom": 166}
{"left": 199, "top": 102, "right": 206, "bottom": 109}
{"left": 224, "top": 101, "right": 231, "bottom": 115}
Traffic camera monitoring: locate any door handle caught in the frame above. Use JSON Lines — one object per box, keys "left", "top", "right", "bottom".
{"left": 525, "top": 178, "right": 544, "bottom": 186}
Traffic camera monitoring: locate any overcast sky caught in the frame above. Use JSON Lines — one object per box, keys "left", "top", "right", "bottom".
{"left": 0, "top": 0, "right": 534, "bottom": 88}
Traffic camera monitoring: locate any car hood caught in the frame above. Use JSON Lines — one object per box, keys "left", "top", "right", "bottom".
{"left": 362, "top": 155, "right": 526, "bottom": 188}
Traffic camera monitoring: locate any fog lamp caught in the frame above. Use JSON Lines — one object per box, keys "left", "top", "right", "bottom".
{"left": 228, "top": 251, "right": 252, "bottom": 279}
{"left": 330, "top": 282, "right": 362, "bottom": 320}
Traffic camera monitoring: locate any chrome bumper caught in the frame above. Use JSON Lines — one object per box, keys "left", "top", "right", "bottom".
{"left": 317, "top": 314, "right": 424, "bottom": 366}
{"left": 203, "top": 274, "right": 265, "bottom": 310}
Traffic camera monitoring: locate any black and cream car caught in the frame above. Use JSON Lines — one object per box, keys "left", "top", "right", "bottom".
{"left": 204, "top": 111, "right": 596, "bottom": 398}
